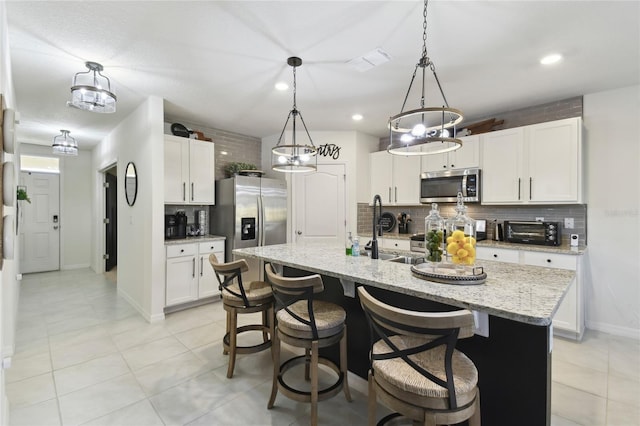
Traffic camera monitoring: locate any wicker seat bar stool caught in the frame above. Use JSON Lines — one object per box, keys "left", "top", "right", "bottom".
{"left": 358, "top": 286, "right": 480, "bottom": 426}
{"left": 265, "top": 263, "right": 352, "bottom": 426}
{"left": 209, "top": 254, "right": 274, "bottom": 379}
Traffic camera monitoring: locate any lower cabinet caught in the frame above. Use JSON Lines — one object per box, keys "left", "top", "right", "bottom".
{"left": 166, "top": 240, "right": 225, "bottom": 307}
{"left": 476, "top": 246, "right": 585, "bottom": 340}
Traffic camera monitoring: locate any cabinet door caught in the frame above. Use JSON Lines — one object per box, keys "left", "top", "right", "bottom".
{"left": 166, "top": 255, "right": 198, "bottom": 306}
{"left": 451, "top": 135, "right": 480, "bottom": 170}
{"left": 164, "top": 136, "right": 190, "bottom": 203}
{"left": 481, "top": 128, "right": 525, "bottom": 204}
{"left": 392, "top": 155, "right": 421, "bottom": 204}
{"left": 421, "top": 151, "right": 448, "bottom": 172}
{"left": 370, "top": 151, "right": 394, "bottom": 203}
{"left": 527, "top": 118, "right": 581, "bottom": 203}
{"left": 189, "top": 140, "right": 216, "bottom": 204}
{"left": 198, "top": 241, "right": 225, "bottom": 298}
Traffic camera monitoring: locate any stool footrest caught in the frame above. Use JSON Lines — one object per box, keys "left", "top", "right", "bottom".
{"left": 277, "top": 355, "right": 345, "bottom": 403}
{"left": 223, "top": 324, "right": 272, "bottom": 355}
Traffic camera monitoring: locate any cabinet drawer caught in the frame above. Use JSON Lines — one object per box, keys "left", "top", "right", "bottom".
{"left": 166, "top": 244, "right": 197, "bottom": 258}
{"left": 522, "top": 251, "right": 576, "bottom": 270}
{"left": 476, "top": 247, "right": 519, "bottom": 263}
{"left": 199, "top": 240, "right": 225, "bottom": 254}
{"left": 381, "top": 238, "right": 410, "bottom": 251}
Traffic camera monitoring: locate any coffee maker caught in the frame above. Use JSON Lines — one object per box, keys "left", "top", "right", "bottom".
{"left": 165, "top": 212, "right": 187, "bottom": 239}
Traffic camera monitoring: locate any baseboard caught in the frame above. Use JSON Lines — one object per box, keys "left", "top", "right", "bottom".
{"left": 586, "top": 321, "right": 640, "bottom": 340}
{"left": 61, "top": 263, "right": 91, "bottom": 270}
{"left": 116, "top": 288, "right": 164, "bottom": 323}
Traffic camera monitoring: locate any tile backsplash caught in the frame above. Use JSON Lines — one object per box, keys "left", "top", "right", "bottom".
{"left": 357, "top": 203, "right": 587, "bottom": 245}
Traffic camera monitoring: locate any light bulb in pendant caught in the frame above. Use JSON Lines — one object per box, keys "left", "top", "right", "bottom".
{"left": 411, "top": 123, "right": 426, "bottom": 137}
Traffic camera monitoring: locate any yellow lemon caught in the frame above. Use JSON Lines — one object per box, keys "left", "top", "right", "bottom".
{"left": 457, "top": 248, "right": 469, "bottom": 258}
{"left": 463, "top": 243, "right": 475, "bottom": 251}
{"left": 465, "top": 236, "right": 477, "bottom": 245}
{"left": 464, "top": 256, "right": 475, "bottom": 265}
{"left": 451, "top": 256, "right": 461, "bottom": 264}
{"left": 451, "top": 230, "right": 465, "bottom": 241}
{"left": 446, "top": 236, "right": 453, "bottom": 244}
{"left": 447, "top": 243, "right": 459, "bottom": 255}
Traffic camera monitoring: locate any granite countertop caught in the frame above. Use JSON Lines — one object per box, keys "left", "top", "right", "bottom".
{"left": 234, "top": 242, "right": 576, "bottom": 327}
{"left": 164, "top": 234, "right": 226, "bottom": 245}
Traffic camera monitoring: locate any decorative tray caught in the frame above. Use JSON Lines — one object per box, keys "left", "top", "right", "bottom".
{"left": 238, "top": 170, "right": 265, "bottom": 177}
{"left": 411, "top": 263, "right": 486, "bottom": 285}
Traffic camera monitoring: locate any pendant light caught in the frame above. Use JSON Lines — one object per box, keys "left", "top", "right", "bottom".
{"left": 387, "top": 0, "right": 463, "bottom": 156}
{"left": 271, "top": 57, "right": 317, "bottom": 173}
{"left": 69, "top": 61, "right": 117, "bottom": 113}
{"left": 52, "top": 130, "right": 78, "bottom": 156}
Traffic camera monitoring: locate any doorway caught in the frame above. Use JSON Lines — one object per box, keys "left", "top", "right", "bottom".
{"left": 104, "top": 166, "right": 118, "bottom": 276}
{"left": 293, "top": 163, "right": 346, "bottom": 244}
{"left": 19, "top": 171, "right": 60, "bottom": 273}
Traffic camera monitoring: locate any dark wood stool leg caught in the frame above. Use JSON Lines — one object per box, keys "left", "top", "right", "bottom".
{"left": 223, "top": 308, "right": 231, "bottom": 355}
{"left": 310, "top": 340, "right": 319, "bottom": 426}
{"left": 268, "top": 329, "right": 280, "bottom": 409}
{"left": 227, "top": 307, "right": 238, "bottom": 378}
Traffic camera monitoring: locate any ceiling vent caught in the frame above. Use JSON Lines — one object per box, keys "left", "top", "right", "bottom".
{"left": 347, "top": 48, "right": 392, "bottom": 72}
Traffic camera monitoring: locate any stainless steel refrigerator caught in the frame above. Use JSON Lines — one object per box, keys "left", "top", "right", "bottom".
{"left": 210, "top": 176, "right": 287, "bottom": 282}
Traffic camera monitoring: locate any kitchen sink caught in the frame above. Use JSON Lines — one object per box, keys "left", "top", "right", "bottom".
{"left": 362, "top": 251, "right": 424, "bottom": 264}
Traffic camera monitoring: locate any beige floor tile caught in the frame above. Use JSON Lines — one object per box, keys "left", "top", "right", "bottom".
{"left": 551, "top": 381, "right": 606, "bottom": 426}
{"left": 190, "top": 340, "right": 233, "bottom": 371}
{"left": 553, "top": 357, "right": 609, "bottom": 397}
{"left": 554, "top": 335, "right": 609, "bottom": 373}
{"left": 121, "top": 336, "right": 188, "bottom": 371}
{"left": 112, "top": 323, "right": 172, "bottom": 351}
{"left": 6, "top": 351, "right": 52, "bottom": 383}
{"left": 606, "top": 400, "right": 640, "bottom": 426}
{"left": 58, "top": 373, "right": 146, "bottom": 426}
{"left": 173, "top": 320, "right": 226, "bottom": 349}
{"left": 81, "top": 400, "right": 165, "bottom": 426}
{"left": 8, "top": 397, "right": 61, "bottom": 426}
{"left": 6, "top": 373, "right": 57, "bottom": 408}
{"left": 608, "top": 373, "right": 640, "bottom": 408}
{"left": 550, "top": 414, "right": 583, "bottom": 426}
{"left": 50, "top": 335, "right": 119, "bottom": 370}
{"left": 608, "top": 338, "right": 640, "bottom": 380}
{"left": 133, "top": 351, "right": 210, "bottom": 396}
{"left": 53, "top": 352, "right": 130, "bottom": 396}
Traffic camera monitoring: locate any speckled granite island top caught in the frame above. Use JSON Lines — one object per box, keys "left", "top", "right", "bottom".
{"left": 234, "top": 242, "right": 575, "bottom": 327}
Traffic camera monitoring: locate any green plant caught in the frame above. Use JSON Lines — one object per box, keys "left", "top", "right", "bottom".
{"left": 17, "top": 187, "right": 30, "bottom": 203}
{"left": 224, "top": 162, "right": 257, "bottom": 177}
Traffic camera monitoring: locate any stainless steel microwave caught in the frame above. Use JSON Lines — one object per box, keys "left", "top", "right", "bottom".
{"left": 420, "top": 168, "right": 481, "bottom": 203}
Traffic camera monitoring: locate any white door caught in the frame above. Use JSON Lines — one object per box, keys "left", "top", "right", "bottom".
{"left": 19, "top": 171, "right": 60, "bottom": 273}
{"left": 294, "top": 164, "right": 346, "bottom": 244}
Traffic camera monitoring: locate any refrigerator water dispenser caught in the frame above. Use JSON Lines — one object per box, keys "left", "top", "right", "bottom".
{"left": 241, "top": 217, "right": 256, "bottom": 240}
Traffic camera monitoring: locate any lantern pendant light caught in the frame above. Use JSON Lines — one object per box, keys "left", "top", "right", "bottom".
{"left": 69, "top": 61, "right": 117, "bottom": 113}
{"left": 52, "top": 130, "right": 78, "bottom": 156}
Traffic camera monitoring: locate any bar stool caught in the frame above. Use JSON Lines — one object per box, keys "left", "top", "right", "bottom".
{"left": 209, "top": 254, "right": 274, "bottom": 378}
{"left": 358, "top": 286, "right": 481, "bottom": 426}
{"left": 265, "top": 263, "right": 352, "bottom": 426}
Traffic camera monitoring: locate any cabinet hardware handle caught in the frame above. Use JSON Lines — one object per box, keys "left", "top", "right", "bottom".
{"left": 395, "top": 187, "right": 398, "bottom": 203}
{"left": 180, "top": 249, "right": 184, "bottom": 253}
{"left": 451, "top": 164, "right": 455, "bottom": 168}
{"left": 388, "top": 187, "right": 392, "bottom": 203}
{"left": 443, "top": 165, "right": 447, "bottom": 168}
{"left": 529, "top": 177, "right": 532, "bottom": 200}
{"left": 493, "top": 254, "right": 498, "bottom": 258}
{"left": 182, "top": 183, "right": 186, "bottom": 201}
{"left": 546, "top": 259, "right": 551, "bottom": 263}
{"left": 518, "top": 178, "right": 521, "bottom": 200}
{"left": 192, "top": 258, "right": 195, "bottom": 277}
{"left": 200, "top": 258, "right": 204, "bottom": 276}
{"left": 191, "top": 183, "right": 194, "bottom": 201}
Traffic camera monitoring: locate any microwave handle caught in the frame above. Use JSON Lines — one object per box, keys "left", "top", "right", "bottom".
{"left": 462, "top": 175, "right": 468, "bottom": 197}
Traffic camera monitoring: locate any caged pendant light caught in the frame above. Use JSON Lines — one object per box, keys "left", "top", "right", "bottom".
{"left": 271, "top": 57, "right": 317, "bottom": 173}
{"left": 52, "top": 130, "right": 78, "bottom": 156}
{"left": 387, "top": 0, "right": 464, "bottom": 156}
{"left": 69, "top": 61, "right": 117, "bottom": 113}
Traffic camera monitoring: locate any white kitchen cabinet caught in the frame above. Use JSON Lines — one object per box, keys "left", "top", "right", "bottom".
{"left": 369, "top": 151, "right": 421, "bottom": 205}
{"left": 164, "top": 135, "right": 216, "bottom": 204}
{"left": 476, "top": 245, "right": 584, "bottom": 340}
{"left": 166, "top": 239, "right": 225, "bottom": 307}
{"left": 421, "top": 135, "right": 480, "bottom": 172}
{"left": 197, "top": 241, "right": 225, "bottom": 298}
{"left": 481, "top": 117, "right": 582, "bottom": 205}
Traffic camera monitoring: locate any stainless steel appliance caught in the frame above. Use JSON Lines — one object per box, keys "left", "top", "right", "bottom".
{"left": 165, "top": 213, "right": 187, "bottom": 239}
{"left": 210, "top": 176, "right": 287, "bottom": 282}
{"left": 420, "top": 168, "right": 481, "bottom": 204}
{"left": 475, "top": 219, "right": 487, "bottom": 241}
{"left": 175, "top": 211, "right": 187, "bottom": 238}
{"left": 504, "top": 221, "right": 560, "bottom": 246}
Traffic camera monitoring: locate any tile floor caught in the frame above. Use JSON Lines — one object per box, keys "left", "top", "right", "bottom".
{"left": 6, "top": 268, "right": 640, "bottom": 425}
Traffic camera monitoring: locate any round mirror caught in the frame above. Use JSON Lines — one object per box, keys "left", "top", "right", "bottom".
{"left": 125, "top": 162, "right": 138, "bottom": 206}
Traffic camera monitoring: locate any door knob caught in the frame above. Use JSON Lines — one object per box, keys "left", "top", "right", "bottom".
{"left": 297, "top": 230, "right": 302, "bottom": 235}
{"left": 53, "top": 225, "right": 59, "bottom": 230}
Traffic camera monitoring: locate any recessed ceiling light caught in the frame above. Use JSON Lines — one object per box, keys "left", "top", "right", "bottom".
{"left": 540, "top": 54, "right": 563, "bottom": 65}
{"left": 352, "top": 114, "right": 363, "bottom": 121}
{"left": 275, "top": 82, "right": 289, "bottom": 91}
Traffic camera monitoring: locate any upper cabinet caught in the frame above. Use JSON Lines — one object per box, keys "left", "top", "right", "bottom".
{"left": 481, "top": 117, "right": 582, "bottom": 205}
{"left": 164, "top": 135, "right": 216, "bottom": 204}
{"left": 370, "top": 151, "right": 421, "bottom": 205}
{"left": 421, "top": 135, "right": 480, "bottom": 172}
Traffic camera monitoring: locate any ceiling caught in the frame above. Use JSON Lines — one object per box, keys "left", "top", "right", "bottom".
{"left": 6, "top": 1, "right": 640, "bottom": 149}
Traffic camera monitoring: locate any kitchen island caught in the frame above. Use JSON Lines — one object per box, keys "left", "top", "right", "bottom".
{"left": 235, "top": 242, "right": 575, "bottom": 426}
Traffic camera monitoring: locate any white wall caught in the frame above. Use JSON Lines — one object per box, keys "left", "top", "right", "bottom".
{"left": 20, "top": 144, "right": 92, "bottom": 270}
{"left": 0, "top": 1, "right": 15, "bottom": 422}
{"left": 92, "top": 96, "right": 166, "bottom": 322}
{"left": 583, "top": 85, "right": 640, "bottom": 338}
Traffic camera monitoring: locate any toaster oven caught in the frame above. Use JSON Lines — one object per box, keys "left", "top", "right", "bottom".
{"left": 503, "top": 221, "right": 560, "bottom": 246}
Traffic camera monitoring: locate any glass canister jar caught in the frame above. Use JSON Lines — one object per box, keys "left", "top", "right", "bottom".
{"left": 424, "top": 203, "right": 445, "bottom": 266}
{"left": 445, "top": 193, "right": 477, "bottom": 271}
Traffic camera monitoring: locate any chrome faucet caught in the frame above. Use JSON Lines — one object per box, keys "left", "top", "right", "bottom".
{"left": 371, "top": 194, "right": 383, "bottom": 259}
